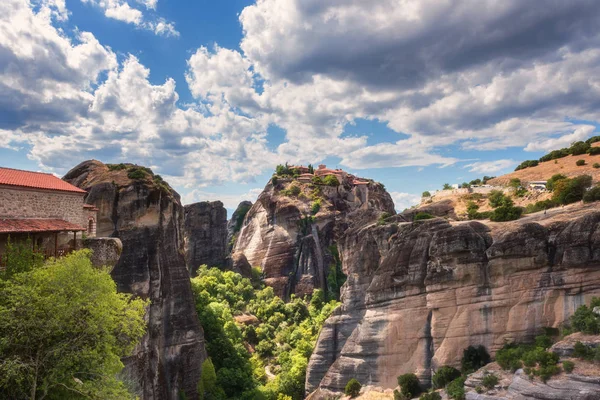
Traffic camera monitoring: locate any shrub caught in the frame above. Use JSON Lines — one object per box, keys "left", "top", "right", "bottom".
{"left": 432, "top": 366, "right": 461, "bottom": 389}
{"left": 443, "top": 183, "right": 452, "bottom": 190}
{"left": 535, "top": 334, "right": 553, "bottom": 349}
{"left": 509, "top": 178, "right": 522, "bottom": 188}
{"left": 588, "top": 146, "right": 600, "bottom": 155}
{"left": 570, "top": 141, "right": 591, "bottom": 155}
{"left": 482, "top": 176, "right": 495, "bottom": 184}
{"left": 311, "top": 199, "right": 322, "bottom": 215}
{"left": 583, "top": 186, "right": 600, "bottom": 203}
{"left": 345, "top": 378, "right": 361, "bottom": 398}
{"left": 272, "top": 176, "right": 278, "bottom": 185}
{"left": 594, "top": 163, "right": 600, "bottom": 169}
{"left": 515, "top": 160, "right": 539, "bottom": 171}
{"left": 323, "top": 175, "right": 340, "bottom": 186}
{"left": 538, "top": 364, "right": 561, "bottom": 383}
{"left": 488, "top": 190, "right": 507, "bottom": 208}
{"left": 482, "top": 373, "right": 499, "bottom": 389}
{"left": 576, "top": 159, "right": 586, "bottom": 166}
{"left": 422, "top": 191, "right": 432, "bottom": 197}
{"left": 377, "top": 212, "right": 392, "bottom": 225}
{"left": 552, "top": 175, "right": 593, "bottom": 205}
{"left": 461, "top": 345, "right": 491, "bottom": 374}
{"left": 539, "top": 148, "right": 570, "bottom": 162}
{"left": 311, "top": 175, "right": 323, "bottom": 185}
{"left": 446, "top": 376, "right": 466, "bottom": 400}
{"left": 573, "top": 342, "right": 595, "bottom": 360}
{"left": 414, "top": 212, "right": 434, "bottom": 221}
{"left": 281, "top": 184, "right": 301, "bottom": 197}
{"left": 397, "top": 373, "right": 421, "bottom": 398}
{"left": 563, "top": 360, "right": 575, "bottom": 373}
{"left": 107, "top": 163, "right": 127, "bottom": 171}
{"left": 419, "top": 392, "right": 441, "bottom": 400}
{"left": 393, "top": 389, "right": 408, "bottom": 400}
{"left": 127, "top": 167, "right": 148, "bottom": 180}
{"left": 490, "top": 205, "right": 523, "bottom": 222}
{"left": 546, "top": 174, "right": 567, "bottom": 191}
{"left": 524, "top": 199, "right": 557, "bottom": 214}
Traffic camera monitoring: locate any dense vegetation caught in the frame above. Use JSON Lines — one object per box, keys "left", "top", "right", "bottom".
{"left": 514, "top": 137, "right": 600, "bottom": 170}
{"left": 0, "top": 247, "right": 147, "bottom": 399}
{"left": 190, "top": 266, "right": 338, "bottom": 399}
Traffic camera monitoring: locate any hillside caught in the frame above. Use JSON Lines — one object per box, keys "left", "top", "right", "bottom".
{"left": 488, "top": 142, "right": 600, "bottom": 186}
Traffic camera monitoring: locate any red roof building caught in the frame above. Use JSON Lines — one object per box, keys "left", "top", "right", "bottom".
{"left": 0, "top": 167, "right": 97, "bottom": 261}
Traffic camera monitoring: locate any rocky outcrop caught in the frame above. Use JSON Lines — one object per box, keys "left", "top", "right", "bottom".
{"left": 64, "top": 160, "right": 206, "bottom": 400}
{"left": 184, "top": 201, "right": 228, "bottom": 275}
{"left": 306, "top": 210, "right": 600, "bottom": 396}
{"left": 83, "top": 237, "right": 122, "bottom": 271}
{"left": 232, "top": 178, "right": 395, "bottom": 298}
{"left": 227, "top": 200, "right": 252, "bottom": 252}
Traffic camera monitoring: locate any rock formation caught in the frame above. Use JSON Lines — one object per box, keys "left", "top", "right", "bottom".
{"left": 64, "top": 161, "right": 206, "bottom": 400}
{"left": 227, "top": 200, "right": 252, "bottom": 252}
{"left": 83, "top": 236, "right": 122, "bottom": 271}
{"left": 184, "top": 201, "right": 228, "bottom": 275}
{"left": 232, "top": 177, "right": 395, "bottom": 298}
{"left": 306, "top": 208, "right": 600, "bottom": 396}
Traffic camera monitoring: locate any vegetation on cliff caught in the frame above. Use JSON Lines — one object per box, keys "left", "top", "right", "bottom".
{"left": 0, "top": 249, "right": 147, "bottom": 399}
{"left": 190, "top": 266, "right": 338, "bottom": 399}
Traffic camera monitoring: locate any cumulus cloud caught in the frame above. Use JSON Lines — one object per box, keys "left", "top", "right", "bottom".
{"left": 524, "top": 125, "right": 596, "bottom": 152}
{"left": 390, "top": 192, "right": 421, "bottom": 212}
{"left": 81, "top": 0, "right": 178, "bottom": 36}
{"left": 464, "top": 159, "right": 518, "bottom": 174}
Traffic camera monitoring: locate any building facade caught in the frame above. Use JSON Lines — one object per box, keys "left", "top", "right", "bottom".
{"left": 0, "top": 167, "right": 97, "bottom": 261}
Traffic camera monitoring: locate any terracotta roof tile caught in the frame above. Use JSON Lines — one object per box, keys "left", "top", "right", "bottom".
{"left": 0, "top": 167, "right": 86, "bottom": 193}
{"left": 0, "top": 219, "right": 86, "bottom": 233}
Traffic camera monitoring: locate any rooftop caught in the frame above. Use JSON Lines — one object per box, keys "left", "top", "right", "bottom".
{"left": 0, "top": 218, "right": 87, "bottom": 234}
{"left": 0, "top": 167, "right": 86, "bottom": 194}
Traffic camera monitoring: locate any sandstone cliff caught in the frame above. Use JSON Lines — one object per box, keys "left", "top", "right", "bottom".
{"left": 184, "top": 201, "right": 228, "bottom": 275}
{"left": 306, "top": 204, "right": 600, "bottom": 396}
{"left": 64, "top": 161, "right": 206, "bottom": 400}
{"left": 232, "top": 177, "right": 395, "bottom": 298}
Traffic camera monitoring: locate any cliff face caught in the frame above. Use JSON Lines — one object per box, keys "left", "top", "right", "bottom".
{"left": 306, "top": 207, "right": 600, "bottom": 395}
{"left": 184, "top": 201, "right": 228, "bottom": 275}
{"left": 232, "top": 178, "right": 395, "bottom": 298}
{"left": 64, "top": 160, "right": 206, "bottom": 400}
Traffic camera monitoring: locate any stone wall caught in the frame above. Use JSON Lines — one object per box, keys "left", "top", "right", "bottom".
{"left": 0, "top": 185, "right": 85, "bottom": 226}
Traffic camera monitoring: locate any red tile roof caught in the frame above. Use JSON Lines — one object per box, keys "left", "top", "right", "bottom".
{"left": 0, "top": 219, "right": 86, "bottom": 233}
{"left": 0, "top": 167, "right": 86, "bottom": 194}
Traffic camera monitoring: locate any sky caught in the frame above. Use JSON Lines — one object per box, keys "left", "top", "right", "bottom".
{"left": 2, "top": 0, "right": 600, "bottom": 215}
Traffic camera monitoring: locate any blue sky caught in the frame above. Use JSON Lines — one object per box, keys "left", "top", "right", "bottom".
{"left": 2, "top": 0, "right": 600, "bottom": 215}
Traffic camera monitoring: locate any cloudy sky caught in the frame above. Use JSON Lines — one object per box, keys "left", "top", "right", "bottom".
{"left": 2, "top": 0, "right": 600, "bottom": 213}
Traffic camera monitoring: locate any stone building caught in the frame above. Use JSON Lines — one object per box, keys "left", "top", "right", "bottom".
{"left": 0, "top": 167, "right": 97, "bottom": 261}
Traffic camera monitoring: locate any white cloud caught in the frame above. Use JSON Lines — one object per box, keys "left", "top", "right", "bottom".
{"left": 524, "top": 125, "right": 596, "bottom": 152}
{"left": 464, "top": 159, "right": 518, "bottom": 174}
{"left": 390, "top": 191, "right": 421, "bottom": 212}
{"left": 81, "top": 0, "right": 178, "bottom": 36}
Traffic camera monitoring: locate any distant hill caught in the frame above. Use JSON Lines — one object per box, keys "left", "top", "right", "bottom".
{"left": 488, "top": 142, "right": 600, "bottom": 186}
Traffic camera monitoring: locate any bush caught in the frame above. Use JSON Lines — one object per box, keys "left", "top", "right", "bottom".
{"left": 127, "top": 167, "right": 148, "bottom": 180}
{"left": 515, "top": 160, "right": 539, "bottom": 171}
{"left": 414, "top": 212, "right": 434, "bottom": 221}
{"left": 552, "top": 175, "right": 593, "bottom": 205}
{"left": 539, "top": 148, "right": 570, "bottom": 163}
{"left": 419, "top": 392, "right": 441, "bottom": 400}
{"left": 535, "top": 334, "right": 553, "bottom": 349}
{"left": 461, "top": 345, "right": 491, "bottom": 374}
{"left": 311, "top": 199, "right": 322, "bottom": 215}
{"left": 488, "top": 190, "right": 507, "bottom": 208}
{"left": 311, "top": 175, "right": 323, "bottom": 185}
{"left": 432, "top": 366, "right": 461, "bottom": 389}
{"left": 397, "top": 373, "right": 421, "bottom": 398}
{"left": 323, "top": 175, "right": 340, "bottom": 186}
{"left": 573, "top": 342, "right": 595, "bottom": 360}
{"left": 490, "top": 205, "right": 523, "bottom": 222}
{"left": 588, "top": 146, "right": 600, "bottom": 155}
{"left": 524, "top": 199, "right": 557, "bottom": 214}
{"left": 546, "top": 174, "right": 567, "bottom": 191}
{"left": 422, "top": 191, "right": 432, "bottom": 197}
{"left": 594, "top": 163, "right": 600, "bottom": 169}
{"left": 583, "top": 186, "right": 600, "bottom": 203}
{"left": 538, "top": 364, "right": 561, "bottom": 383}
{"left": 563, "top": 360, "right": 575, "bottom": 373}
{"left": 394, "top": 389, "right": 408, "bottom": 400}
{"left": 482, "top": 373, "right": 499, "bottom": 389}
{"left": 281, "top": 184, "right": 301, "bottom": 197}
{"left": 446, "top": 376, "right": 466, "bottom": 400}
{"left": 345, "top": 378, "right": 361, "bottom": 398}
{"left": 570, "top": 141, "right": 591, "bottom": 155}
{"left": 443, "top": 183, "right": 452, "bottom": 190}
{"left": 576, "top": 159, "right": 586, "bottom": 166}
{"left": 377, "top": 212, "right": 392, "bottom": 225}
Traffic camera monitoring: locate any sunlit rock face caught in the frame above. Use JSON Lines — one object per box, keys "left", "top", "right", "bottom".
{"left": 232, "top": 177, "right": 395, "bottom": 299}
{"left": 64, "top": 160, "right": 206, "bottom": 400}
{"left": 306, "top": 210, "right": 600, "bottom": 396}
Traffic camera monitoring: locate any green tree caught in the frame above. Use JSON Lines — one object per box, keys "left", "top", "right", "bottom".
{"left": 198, "top": 358, "right": 218, "bottom": 400}
{"left": 509, "top": 178, "right": 522, "bottom": 188}
{"left": 552, "top": 175, "right": 593, "bottom": 205}
{"left": 576, "top": 159, "right": 586, "bottom": 166}
{"left": 443, "top": 183, "right": 452, "bottom": 190}
{"left": 446, "top": 376, "right": 466, "bottom": 400}
{"left": 0, "top": 250, "right": 147, "bottom": 400}
{"left": 569, "top": 141, "right": 590, "bottom": 155}
{"left": 583, "top": 185, "right": 600, "bottom": 203}
{"left": 307, "top": 164, "right": 314, "bottom": 174}
{"left": 488, "top": 190, "right": 506, "bottom": 208}
{"left": 397, "top": 373, "right": 421, "bottom": 398}
{"left": 422, "top": 191, "right": 432, "bottom": 197}
{"left": 345, "top": 378, "right": 361, "bottom": 398}
{"left": 546, "top": 174, "right": 567, "bottom": 191}
{"left": 0, "top": 236, "right": 44, "bottom": 280}
{"left": 432, "top": 366, "right": 461, "bottom": 389}
{"left": 323, "top": 175, "right": 340, "bottom": 186}
{"left": 490, "top": 204, "right": 523, "bottom": 222}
